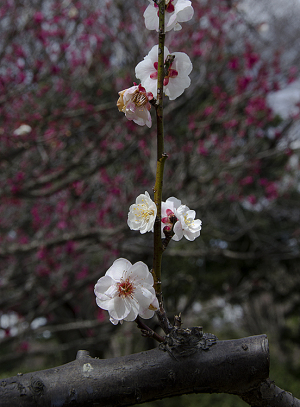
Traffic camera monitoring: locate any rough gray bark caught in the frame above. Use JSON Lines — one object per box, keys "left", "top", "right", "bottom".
{"left": 0, "top": 334, "right": 299, "bottom": 407}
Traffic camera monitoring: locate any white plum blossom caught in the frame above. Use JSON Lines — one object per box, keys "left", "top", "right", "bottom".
{"left": 176, "top": 204, "right": 202, "bottom": 241}
{"left": 94, "top": 258, "right": 158, "bottom": 325}
{"left": 117, "top": 83, "right": 153, "bottom": 128}
{"left": 135, "top": 45, "right": 192, "bottom": 101}
{"left": 161, "top": 197, "right": 202, "bottom": 241}
{"left": 13, "top": 124, "right": 32, "bottom": 136}
{"left": 127, "top": 191, "right": 157, "bottom": 233}
{"left": 144, "top": 0, "right": 194, "bottom": 32}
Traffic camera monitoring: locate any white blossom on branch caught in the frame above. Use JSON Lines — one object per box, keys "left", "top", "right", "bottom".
{"left": 144, "top": 0, "right": 194, "bottom": 32}
{"left": 117, "top": 84, "right": 153, "bottom": 128}
{"left": 176, "top": 204, "right": 202, "bottom": 241}
{"left": 127, "top": 191, "right": 157, "bottom": 234}
{"left": 135, "top": 45, "right": 192, "bottom": 100}
{"left": 162, "top": 197, "right": 202, "bottom": 241}
{"left": 94, "top": 258, "right": 158, "bottom": 325}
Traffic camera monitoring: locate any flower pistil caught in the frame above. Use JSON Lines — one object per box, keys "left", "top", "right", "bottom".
{"left": 118, "top": 277, "right": 135, "bottom": 298}
{"left": 150, "top": 58, "right": 178, "bottom": 86}
{"left": 154, "top": 0, "right": 175, "bottom": 14}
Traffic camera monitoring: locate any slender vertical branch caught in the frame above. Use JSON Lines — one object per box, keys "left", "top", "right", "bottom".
{"left": 152, "top": 0, "right": 172, "bottom": 334}
{"left": 153, "top": 0, "right": 166, "bottom": 299}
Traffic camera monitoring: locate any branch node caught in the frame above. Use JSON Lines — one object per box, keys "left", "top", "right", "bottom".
{"left": 174, "top": 313, "right": 182, "bottom": 328}
{"left": 76, "top": 350, "right": 90, "bottom": 359}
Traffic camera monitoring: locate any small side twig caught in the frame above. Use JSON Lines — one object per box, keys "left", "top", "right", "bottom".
{"left": 135, "top": 316, "right": 165, "bottom": 343}
{"left": 174, "top": 313, "right": 182, "bottom": 328}
{"left": 155, "top": 292, "right": 173, "bottom": 334}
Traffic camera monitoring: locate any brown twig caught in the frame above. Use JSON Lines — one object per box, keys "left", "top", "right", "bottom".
{"left": 135, "top": 316, "right": 165, "bottom": 343}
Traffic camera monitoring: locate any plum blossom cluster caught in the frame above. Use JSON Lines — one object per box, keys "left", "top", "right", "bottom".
{"left": 128, "top": 193, "right": 202, "bottom": 242}
{"left": 96, "top": 0, "right": 195, "bottom": 325}
{"left": 117, "top": 1, "right": 194, "bottom": 127}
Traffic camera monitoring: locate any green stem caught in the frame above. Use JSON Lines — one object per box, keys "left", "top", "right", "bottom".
{"left": 153, "top": 0, "right": 166, "bottom": 301}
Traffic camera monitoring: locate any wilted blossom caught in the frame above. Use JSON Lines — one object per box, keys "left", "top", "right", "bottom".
{"left": 94, "top": 258, "right": 158, "bottom": 325}
{"left": 135, "top": 45, "right": 192, "bottom": 100}
{"left": 162, "top": 197, "right": 202, "bottom": 241}
{"left": 117, "top": 83, "right": 153, "bottom": 128}
{"left": 127, "top": 191, "right": 157, "bottom": 234}
{"left": 144, "top": 0, "right": 194, "bottom": 32}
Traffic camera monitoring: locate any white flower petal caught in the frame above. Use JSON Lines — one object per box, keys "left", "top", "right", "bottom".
{"left": 174, "top": 23, "right": 182, "bottom": 31}
{"left": 139, "top": 307, "right": 155, "bottom": 319}
{"left": 184, "top": 229, "right": 200, "bottom": 241}
{"left": 143, "top": 2, "right": 159, "bottom": 31}
{"left": 173, "top": 221, "right": 184, "bottom": 241}
{"left": 106, "top": 258, "right": 132, "bottom": 281}
{"left": 134, "top": 288, "right": 154, "bottom": 311}
{"left": 133, "top": 108, "right": 152, "bottom": 128}
{"left": 94, "top": 275, "right": 114, "bottom": 296}
{"left": 139, "top": 295, "right": 158, "bottom": 319}
{"left": 165, "top": 12, "right": 178, "bottom": 30}
{"left": 110, "top": 316, "right": 121, "bottom": 325}
{"left": 175, "top": 1, "right": 194, "bottom": 22}
{"left": 96, "top": 296, "right": 114, "bottom": 311}
{"left": 166, "top": 196, "right": 182, "bottom": 210}
{"left": 129, "top": 261, "right": 151, "bottom": 282}
{"left": 143, "top": 273, "right": 155, "bottom": 286}
{"left": 192, "top": 219, "right": 202, "bottom": 230}
{"left": 124, "top": 305, "right": 139, "bottom": 322}
{"left": 108, "top": 296, "right": 130, "bottom": 321}
{"left": 135, "top": 51, "right": 156, "bottom": 80}
{"left": 172, "top": 51, "right": 193, "bottom": 76}
{"left": 165, "top": 76, "right": 191, "bottom": 100}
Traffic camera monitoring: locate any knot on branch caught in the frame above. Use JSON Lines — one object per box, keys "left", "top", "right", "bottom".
{"left": 159, "top": 326, "right": 217, "bottom": 360}
{"left": 30, "top": 377, "right": 45, "bottom": 396}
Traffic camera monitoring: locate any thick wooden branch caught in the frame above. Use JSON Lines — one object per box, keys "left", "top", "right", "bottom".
{"left": 1, "top": 335, "right": 299, "bottom": 407}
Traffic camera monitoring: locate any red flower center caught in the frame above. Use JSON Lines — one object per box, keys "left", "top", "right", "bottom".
{"left": 118, "top": 278, "right": 134, "bottom": 298}
{"left": 155, "top": 0, "right": 175, "bottom": 13}
{"left": 150, "top": 61, "right": 178, "bottom": 86}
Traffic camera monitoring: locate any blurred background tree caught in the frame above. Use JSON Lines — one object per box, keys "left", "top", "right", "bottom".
{"left": 1, "top": 0, "right": 300, "bottom": 405}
